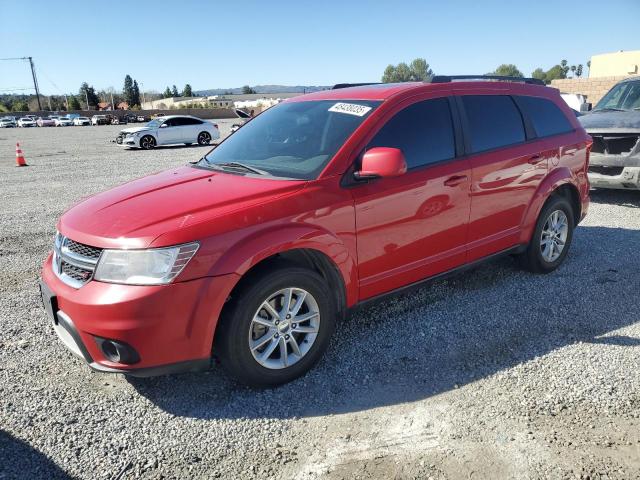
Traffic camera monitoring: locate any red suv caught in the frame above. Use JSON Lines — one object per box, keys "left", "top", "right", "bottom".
{"left": 40, "top": 76, "right": 591, "bottom": 386}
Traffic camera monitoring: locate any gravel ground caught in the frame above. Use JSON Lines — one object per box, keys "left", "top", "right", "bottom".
{"left": 0, "top": 125, "right": 639, "bottom": 480}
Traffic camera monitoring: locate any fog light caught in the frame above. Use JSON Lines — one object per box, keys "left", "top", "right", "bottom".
{"left": 95, "top": 337, "right": 140, "bottom": 365}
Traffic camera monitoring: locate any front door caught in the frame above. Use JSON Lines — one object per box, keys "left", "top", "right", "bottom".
{"left": 350, "top": 96, "right": 472, "bottom": 300}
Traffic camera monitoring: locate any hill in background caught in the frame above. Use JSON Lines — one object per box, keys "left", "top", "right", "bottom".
{"left": 195, "top": 85, "right": 330, "bottom": 96}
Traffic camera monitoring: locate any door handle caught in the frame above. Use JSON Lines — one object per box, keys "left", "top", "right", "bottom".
{"left": 443, "top": 175, "right": 468, "bottom": 187}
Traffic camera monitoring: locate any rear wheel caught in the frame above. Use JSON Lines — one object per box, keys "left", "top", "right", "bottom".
{"left": 140, "top": 135, "right": 156, "bottom": 150}
{"left": 216, "top": 266, "right": 336, "bottom": 387}
{"left": 519, "top": 195, "right": 574, "bottom": 273}
{"left": 197, "top": 131, "right": 211, "bottom": 146}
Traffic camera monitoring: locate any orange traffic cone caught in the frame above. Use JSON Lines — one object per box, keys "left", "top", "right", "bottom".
{"left": 16, "top": 142, "right": 28, "bottom": 167}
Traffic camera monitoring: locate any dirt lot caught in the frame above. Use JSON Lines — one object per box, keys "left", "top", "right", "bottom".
{"left": 0, "top": 125, "right": 639, "bottom": 480}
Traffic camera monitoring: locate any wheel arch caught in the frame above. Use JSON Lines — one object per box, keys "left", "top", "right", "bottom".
{"left": 520, "top": 167, "right": 581, "bottom": 244}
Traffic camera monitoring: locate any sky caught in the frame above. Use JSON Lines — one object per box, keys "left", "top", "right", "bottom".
{"left": 1, "top": 0, "right": 638, "bottom": 95}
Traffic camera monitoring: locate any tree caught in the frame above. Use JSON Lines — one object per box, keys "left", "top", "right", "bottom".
{"left": 242, "top": 85, "right": 257, "bottom": 94}
{"left": 123, "top": 75, "right": 134, "bottom": 106}
{"left": 490, "top": 64, "right": 524, "bottom": 78}
{"left": 11, "top": 100, "right": 29, "bottom": 112}
{"left": 182, "top": 84, "right": 193, "bottom": 97}
{"left": 570, "top": 65, "right": 577, "bottom": 77}
{"left": 576, "top": 64, "right": 583, "bottom": 78}
{"left": 132, "top": 80, "right": 141, "bottom": 106}
{"left": 560, "top": 59, "right": 569, "bottom": 77}
{"left": 531, "top": 68, "right": 547, "bottom": 83}
{"left": 79, "top": 82, "right": 99, "bottom": 109}
{"left": 382, "top": 58, "right": 433, "bottom": 82}
{"left": 544, "top": 65, "right": 566, "bottom": 83}
{"left": 163, "top": 87, "right": 172, "bottom": 98}
{"left": 68, "top": 95, "right": 81, "bottom": 110}
{"left": 171, "top": 85, "right": 180, "bottom": 97}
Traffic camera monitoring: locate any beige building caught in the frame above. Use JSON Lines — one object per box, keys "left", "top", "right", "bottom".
{"left": 551, "top": 50, "right": 640, "bottom": 106}
{"left": 589, "top": 50, "right": 640, "bottom": 77}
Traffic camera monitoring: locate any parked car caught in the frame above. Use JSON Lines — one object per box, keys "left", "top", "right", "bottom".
{"left": 17, "top": 117, "right": 37, "bottom": 127}
{"left": 73, "top": 116, "right": 91, "bottom": 126}
{"left": 578, "top": 76, "right": 640, "bottom": 190}
{"left": 230, "top": 108, "right": 252, "bottom": 133}
{"left": 0, "top": 116, "right": 17, "bottom": 128}
{"left": 54, "top": 117, "right": 73, "bottom": 127}
{"left": 36, "top": 117, "right": 56, "bottom": 127}
{"left": 115, "top": 115, "right": 220, "bottom": 149}
{"left": 40, "top": 76, "right": 591, "bottom": 386}
{"left": 91, "top": 115, "right": 108, "bottom": 126}
{"left": 137, "top": 114, "right": 149, "bottom": 122}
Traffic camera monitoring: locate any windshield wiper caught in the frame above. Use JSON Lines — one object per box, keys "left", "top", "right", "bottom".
{"left": 213, "top": 161, "right": 268, "bottom": 175}
{"left": 593, "top": 107, "right": 626, "bottom": 112}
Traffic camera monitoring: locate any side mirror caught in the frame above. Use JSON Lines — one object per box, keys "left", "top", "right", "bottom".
{"left": 355, "top": 147, "right": 407, "bottom": 180}
{"left": 160, "top": 123, "right": 168, "bottom": 128}
{"left": 580, "top": 103, "right": 592, "bottom": 112}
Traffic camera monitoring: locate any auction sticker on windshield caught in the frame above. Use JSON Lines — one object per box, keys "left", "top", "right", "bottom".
{"left": 328, "top": 103, "right": 372, "bottom": 117}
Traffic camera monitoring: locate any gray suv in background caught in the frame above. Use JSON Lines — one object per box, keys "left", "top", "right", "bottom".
{"left": 579, "top": 77, "right": 640, "bottom": 190}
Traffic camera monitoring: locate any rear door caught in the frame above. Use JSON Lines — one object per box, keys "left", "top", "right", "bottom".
{"left": 350, "top": 95, "right": 472, "bottom": 300}
{"left": 458, "top": 93, "right": 549, "bottom": 261}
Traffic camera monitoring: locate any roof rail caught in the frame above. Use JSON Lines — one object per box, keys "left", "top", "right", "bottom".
{"left": 332, "top": 83, "right": 381, "bottom": 90}
{"left": 430, "top": 75, "right": 545, "bottom": 86}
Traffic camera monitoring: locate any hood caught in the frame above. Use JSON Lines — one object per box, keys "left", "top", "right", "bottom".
{"left": 579, "top": 110, "right": 640, "bottom": 131}
{"left": 121, "top": 126, "right": 152, "bottom": 134}
{"left": 59, "top": 166, "right": 306, "bottom": 248}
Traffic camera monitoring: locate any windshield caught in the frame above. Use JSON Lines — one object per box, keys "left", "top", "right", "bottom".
{"left": 594, "top": 81, "right": 640, "bottom": 111}
{"left": 200, "top": 100, "right": 379, "bottom": 179}
{"left": 146, "top": 119, "right": 162, "bottom": 128}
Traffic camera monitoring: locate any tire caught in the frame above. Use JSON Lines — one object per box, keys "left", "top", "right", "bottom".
{"left": 216, "top": 266, "right": 337, "bottom": 387}
{"left": 519, "top": 195, "right": 575, "bottom": 274}
{"left": 139, "top": 135, "right": 156, "bottom": 150}
{"left": 197, "top": 131, "right": 211, "bottom": 146}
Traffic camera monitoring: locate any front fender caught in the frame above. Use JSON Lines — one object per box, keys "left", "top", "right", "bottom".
{"left": 519, "top": 166, "right": 576, "bottom": 244}
{"left": 207, "top": 223, "right": 358, "bottom": 307}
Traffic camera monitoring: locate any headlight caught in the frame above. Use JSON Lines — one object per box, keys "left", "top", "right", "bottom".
{"left": 94, "top": 243, "right": 199, "bottom": 285}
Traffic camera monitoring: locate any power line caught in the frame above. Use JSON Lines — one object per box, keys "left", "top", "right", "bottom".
{"left": 0, "top": 56, "right": 42, "bottom": 109}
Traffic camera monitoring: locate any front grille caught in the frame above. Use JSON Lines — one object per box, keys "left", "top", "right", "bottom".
{"left": 61, "top": 260, "right": 93, "bottom": 282}
{"left": 591, "top": 135, "right": 639, "bottom": 155}
{"left": 589, "top": 166, "right": 625, "bottom": 176}
{"left": 53, "top": 233, "right": 103, "bottom": 288}
{"left": 65, "top": 239, "right": 102, "bottom": 260}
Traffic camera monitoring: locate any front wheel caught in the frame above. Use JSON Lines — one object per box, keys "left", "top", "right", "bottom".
{"left": 139, "top": 135, "right": 156, "bottom": 150}
{"left": 197, "top": 131, "right": 211, "bottom": 146}
{"left": 519, "top": 195, "right": 575, "bottom": 273}
{"left": 216, "top": 266, "right": 337, "bottom": 387}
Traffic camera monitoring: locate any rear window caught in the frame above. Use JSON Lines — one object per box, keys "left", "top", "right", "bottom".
{"left": 461, "top": 95, "right": 525, "bottom": 153}
{"left": 517, "top": 96, "right": 573, "bottom": 138}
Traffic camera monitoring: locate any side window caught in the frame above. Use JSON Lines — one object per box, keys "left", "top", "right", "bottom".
{"left": 163, "top": 119, "right": 177, "bottom": 127}
{"left": 517, "top": 96, "right": 573, "bottom": 138}
{"left": 367, "top": 97, "right": 455, "bottom": 169}
{"left": 461, "top": 95, "right": 525, "bottom": 153}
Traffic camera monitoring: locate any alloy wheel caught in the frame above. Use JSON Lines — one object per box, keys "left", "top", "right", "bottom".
{"left": 248, "top": 287, "right": 320, "bottom": 370}
{"left": 540, "top": 209, "right": 569, "bottom": 262}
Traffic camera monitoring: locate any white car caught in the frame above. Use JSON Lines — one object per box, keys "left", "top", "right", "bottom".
{"left": 73, "top": 116, "right": 91, "bottom": 126}
{"left": 91, "top": 115, "right": 108, "bottom": 125}
{"left": 18, "top": 117, "right": 36, "bottom": 127}
{"left": 0, "top": 116, "right": 17, "bottom": 128}
{"left": 54, "top": 117, "right": 73, "bottom": 127}
{"left": 116, "top": 115, "right": 220, "bottom": 149}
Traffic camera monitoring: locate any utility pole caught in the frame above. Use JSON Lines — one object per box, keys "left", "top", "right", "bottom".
{"left": 140, "top": 82, "right": 146, "bottom": 108}
{"left": 110, "top": 91, "right": 115, "bottom": 110}
{"left": 85, "top": 89, "right": 89, "bottom": 110}
{"left": 27, "top": 57, "right": 42, "bottom": 111}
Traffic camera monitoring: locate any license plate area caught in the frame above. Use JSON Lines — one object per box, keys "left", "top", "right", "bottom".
{"left": 39, "top": 280, "right": 58, "bottom": 324}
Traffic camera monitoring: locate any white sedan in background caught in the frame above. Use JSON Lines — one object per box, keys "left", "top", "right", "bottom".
{"left": 54, "top": 117, "right": 73, "bottom": 127}
{"left": 73, "top": 116, "right": 91, "bottom": 126}
{"left": 18, "top": 117, "right": 36, "bottom": 127}
{"left": 116, "top": 115, "right": 220, "bottom": 149}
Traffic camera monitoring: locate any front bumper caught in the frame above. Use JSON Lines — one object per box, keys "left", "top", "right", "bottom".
{"left": 588, "top": 153, "right": 640, "bottom": 189}
{"left": 117, "top": 134, "right": 139, "bottom": 147}
{"left": 40, "top": 253, "right": 239, "bottom": 376}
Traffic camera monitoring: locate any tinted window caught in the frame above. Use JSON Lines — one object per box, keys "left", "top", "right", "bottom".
{"left": 462, "top": 95, "right": 525, "bottom": 153}
{"left": 517, "top": 96, "right": 573, "bottom": 137}
{"left": 367, "top": 97, "right": 455, "bottom": 169}
{"left": 181, "top": 117, "right": 202, "bottom": 125}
